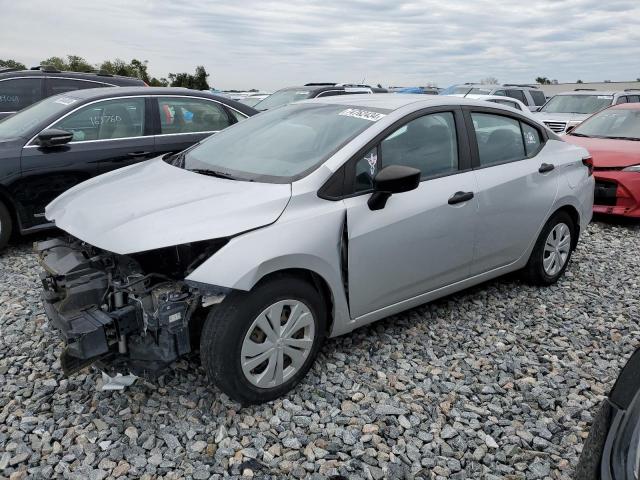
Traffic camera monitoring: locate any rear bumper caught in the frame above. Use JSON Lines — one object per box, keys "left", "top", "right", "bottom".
{"left": 593, "top": 171, "right": 640, "bottom": 218}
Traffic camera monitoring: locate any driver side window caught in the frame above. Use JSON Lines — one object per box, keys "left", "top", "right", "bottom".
{"left": 52, "top": 97, "right": 145, "bottom": 142}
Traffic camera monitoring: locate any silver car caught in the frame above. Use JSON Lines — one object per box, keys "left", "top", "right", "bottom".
{"left": 36, "top": 95, "right": 594, "bottom": 404}
{"left": 536, "top": 89, "right": 640, "bottom": 133}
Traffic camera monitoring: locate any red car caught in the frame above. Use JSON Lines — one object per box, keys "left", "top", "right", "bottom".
{"left": 563, "top": 103, "right": 640, "bottom": 218}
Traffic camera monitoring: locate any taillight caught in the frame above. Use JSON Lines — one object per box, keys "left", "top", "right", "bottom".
{"left": 582, "top": 156, "right": 593, "bottom": 176}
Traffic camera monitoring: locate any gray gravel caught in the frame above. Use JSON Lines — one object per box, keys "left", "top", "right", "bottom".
{"left": 1, "top": 220, "right": 639, "bottom": 479}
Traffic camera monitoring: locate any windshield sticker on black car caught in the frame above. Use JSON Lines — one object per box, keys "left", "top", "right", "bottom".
{"left": 339, "top": 108, "right": 386, "bottom": 122}
{"left": 54, "top": 97, "right": 78, "bottom": 106}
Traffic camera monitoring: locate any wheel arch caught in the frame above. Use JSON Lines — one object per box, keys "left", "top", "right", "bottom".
{"left": 551, "top": 203, "right": 581, "bottom": 249}
{"left": 253, "top": 267, "right": 336, "bottom": 336}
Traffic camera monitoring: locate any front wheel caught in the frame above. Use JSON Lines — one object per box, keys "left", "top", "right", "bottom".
{"left": 200, "top": 275, "right": 326, "bottom": 405}
{"left": 522, "top": 210, "right": 575, "bottom": 286}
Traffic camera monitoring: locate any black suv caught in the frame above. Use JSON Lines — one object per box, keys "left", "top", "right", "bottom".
{"left": 0, "top": 87, "right": 257, "bottom": 249}
{"left": 254, "top": 83, "right": 388, "bottom": 110}
{"left": 0, "top": 65, "right": 145, "bottom": 120}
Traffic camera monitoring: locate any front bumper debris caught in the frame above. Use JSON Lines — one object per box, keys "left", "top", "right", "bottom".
{"left": 35, "top": 237, "right": 223, "bottom": 377}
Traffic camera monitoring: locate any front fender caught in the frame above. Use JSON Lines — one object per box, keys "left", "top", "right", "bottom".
{"left": 186, "top": 197, "right": 351, "bottom": 337}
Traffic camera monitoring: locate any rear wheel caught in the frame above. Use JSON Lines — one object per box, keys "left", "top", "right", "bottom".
{"left": 0, "top": 200, "right": 13, "bottom": 250}
{"left": 200, "top": 275, "right": 326, "bottom": 405}
{"left": 522, "top": 211, "right": 575, "bottom": 285}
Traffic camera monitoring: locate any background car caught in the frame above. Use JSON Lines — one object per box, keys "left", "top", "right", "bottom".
{"left": 472, "top": 94, "right": 536, "bottom": 117}
{"left": 0, "top": 87, "right": 257, "bottom": 249}
{"left": 0, "top": 65, "right": 145, "bottom": 120}
{"left": 536, "top": 89, "right": 640, "bottom": 133}
{"left": 563, "top": 103, "right": 640, "bottom": 217}
{"left": 390, "top": 86, "right": 440, "bottom": 95}
{"left": 239, "top": 92, "right": 271, "bottom": 107}
{"left": 441, "top": 83, "right": 547, "bottom": 112}
{"left": 36, "top": 95, "right": 593, "bottom": 405}
{"left": 253, "top": 83, "right": 387, "bottom": 110}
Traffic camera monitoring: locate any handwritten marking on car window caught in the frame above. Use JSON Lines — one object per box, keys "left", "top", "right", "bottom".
{"left": 339, "top": 108, "right": 386, "bottom": 122}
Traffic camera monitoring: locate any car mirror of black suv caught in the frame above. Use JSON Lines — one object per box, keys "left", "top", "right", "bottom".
{"left": 37, "top": 129, "right": 74, "bottom": 148}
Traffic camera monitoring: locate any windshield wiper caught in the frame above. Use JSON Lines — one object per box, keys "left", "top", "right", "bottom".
{"left": 569, "top": 132, "right": 591, "bottom": 137}
{"left": 189, "top": 168, "right": 238, "bottom": 180}
{"left": 603, "top": 136, "right": 640, "bottom": 141}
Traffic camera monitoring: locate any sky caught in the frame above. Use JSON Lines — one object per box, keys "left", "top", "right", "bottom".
{"left": 1, "top": 0, "right": 639, "bottom": 91}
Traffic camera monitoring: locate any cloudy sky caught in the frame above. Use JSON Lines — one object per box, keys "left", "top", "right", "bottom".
{"left": 2, "top": 0, "right": 639, "bottom": 90}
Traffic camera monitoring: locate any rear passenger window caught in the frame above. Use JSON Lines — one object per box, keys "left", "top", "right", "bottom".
{"left": 506, "top": 89, "right": 527, "bottom": 103}
{"left": 47, "top": 78, "right": 107, "bottom": 96}
{"left": 471, "top": 113, "right": 525, "bottom": 166}
{"left": 158, "top": 98, "right": 232, "bottom": 134}
{"left": 0, "top": 78, "right": 42, "bottom": 112}
{"left": 380, "top": 112, "right": 458, "bottom": 178}
{"left": 530, "top": 90, "right": 547, "bottom": 106}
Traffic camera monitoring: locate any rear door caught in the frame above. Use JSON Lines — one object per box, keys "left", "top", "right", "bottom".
{"left": 0, "top": 77, "right": 44, "bottom": 120}
{"left": 18, "top": 96, "right": 154, "bottom": 227}
{"left": 152, "top": 96, "right": 240, "bottom": 157}
{"left": 344, "top": 108, "right": 478, "bottom": 318}
{"left": 464, "top": 107, "right": 558, "bottom": 274}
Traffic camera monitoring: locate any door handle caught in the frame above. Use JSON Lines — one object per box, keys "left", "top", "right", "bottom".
{"left": 539, "top": 163, "right": 555, "bottom": 173}
{"left": 127, "top": 151, "right": 151, "bottom": 157}
{"left": 448, "top": 191, "right": 474, "bottom": 205}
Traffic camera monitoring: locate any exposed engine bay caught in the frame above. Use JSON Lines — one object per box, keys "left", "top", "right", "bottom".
{"left": 35, "top": 236, "right": 229, "bottom": 377}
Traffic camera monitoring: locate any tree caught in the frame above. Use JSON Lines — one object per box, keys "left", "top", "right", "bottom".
{"left": 41, "top": 55, "right": 93, "bottom": 72}
{"left": 576, "top": 79, "right": 583, "bottom": 83}
{"left": 535, "top": 77, "right": 551, "bottom": 85}
{"left": 0, "top": 59, "right": 26, "bottom": 70}
{"left": 148, "top": 77, "right": 169, "bottom": 87}
{"left": 168, "top": 66, "right": 210, "bottom": 90}
{"left": 480, "top": 76, "right": 498, "bottom": 85}
{"left": 99, "top": 58, "right": 134, "bottom": 76}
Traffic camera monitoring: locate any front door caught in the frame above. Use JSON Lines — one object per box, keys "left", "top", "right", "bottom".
{"left": 16, "top": 96, "right": 154, "bottom": 228}
{"left": 345, "top": 109, "right": 478, "bottom": 318}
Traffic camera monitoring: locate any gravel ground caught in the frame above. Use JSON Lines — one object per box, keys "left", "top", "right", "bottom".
{"left": 1, "top": 220, "right": 639, "bottom": 480}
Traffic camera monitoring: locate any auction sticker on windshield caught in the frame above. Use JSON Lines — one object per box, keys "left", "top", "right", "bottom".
{"left": 339, "top": 108, "right": 386, "bottom": 122}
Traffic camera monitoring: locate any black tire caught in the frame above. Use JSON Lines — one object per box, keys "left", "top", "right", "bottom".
{"left": 200, "top": 275, "right": 327, "bottom": 405}
{"left": 0, "top": 200, "right": 13, "bottom": 251}
{"left": 522, "top": 210, "right": 575, "bottom": 286}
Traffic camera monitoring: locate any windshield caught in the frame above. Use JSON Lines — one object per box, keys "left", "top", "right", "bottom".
{"left": 468, "top": 88, "right": 493, "bottom": 95}
{"left": 0, "top": 94, "right": 79, "bottom": 139}
{"left": 177, "top": 103, "right": 387, "bottom": 182}
{"left": 253, "top": 88, "right": 313, "bottom": 110}
{"left": 572, "top": 108, "right": 640, "bottom": 140}
{"left": 540, "top": 94, "right": 613, "bottom": 114}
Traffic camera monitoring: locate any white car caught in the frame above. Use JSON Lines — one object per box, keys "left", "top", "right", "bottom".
{"left": 36, "top": 94, "right": 594, "bottom": 404}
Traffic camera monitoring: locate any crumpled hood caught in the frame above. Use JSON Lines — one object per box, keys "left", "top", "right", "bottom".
{"left": 46, "top": 158, "right": 292, "bottom": 254}
{"left": 563, "top": 135, "right": 640, "bottom": 168}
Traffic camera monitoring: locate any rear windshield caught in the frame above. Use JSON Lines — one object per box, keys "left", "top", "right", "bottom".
{"left": 540, "top": 94, "right": 613, "bottom": 114}
{"left": 253, "top": 88, "right": 313, "bottom": 110}
{"left": 0, "top": 94, "right": 78, "bottom": 139}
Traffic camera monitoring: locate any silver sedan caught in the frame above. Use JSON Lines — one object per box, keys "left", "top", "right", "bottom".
{"left": 37, "top": 94, "right": 594, "bottom": 404}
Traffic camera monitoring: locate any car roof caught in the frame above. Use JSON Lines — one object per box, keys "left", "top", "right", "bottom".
{"left": 0, "top": 69, "right": 144, "bottom": 86}
{"left": 50, "top": 87, "right": 259, "bottom": 115}
{"left": 554, "top": 90, "right": 618, "bottom": 96}
{"left": 611, "top": 103, "right": 640, "bottom": 110}
{"left": 302, "top": 93, "right": 521, "bottom": 112}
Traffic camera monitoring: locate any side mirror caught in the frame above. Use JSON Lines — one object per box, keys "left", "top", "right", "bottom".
{"left": 37, "top": 129, "right": 73, "bottom": 148}
{"left": 368, "top": 165, "right": 421, "bottom": 211}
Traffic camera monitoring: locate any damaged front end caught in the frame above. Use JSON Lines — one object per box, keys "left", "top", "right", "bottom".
{"left": 35, "top": 237, "right": 228, "bottom": 377}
